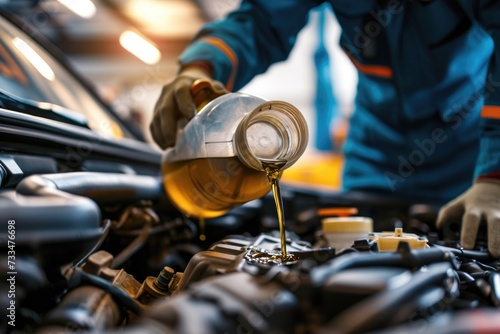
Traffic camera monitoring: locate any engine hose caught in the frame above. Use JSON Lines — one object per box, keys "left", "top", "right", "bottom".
{"left": 319, "top": 262, "right": 456, "bottom": 334}
{"left": 16, "top": 172, "right": 163, "bottom": 204}
{"left": 457, "top": 271, "right": 475, "bottom": 283}
{"left": 310, "top": 244, "right": 457, "bottom": 285}
{"left": 72, "top": 219, "right": 112, "bottom": 269}
{"left": 432, "top": 244, "right": 494, "bottom": 262}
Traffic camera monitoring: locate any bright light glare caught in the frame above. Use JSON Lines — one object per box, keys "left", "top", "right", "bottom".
{"left": 119, "top": 31, "right": 161, "bottom": 65}
{"left": 13, "top": 37, "right": 55, "bottom": 81}
{"left": 57, "top": 0, "right": 97, "bottom": 19}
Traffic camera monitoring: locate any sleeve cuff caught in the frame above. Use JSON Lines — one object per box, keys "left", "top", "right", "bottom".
{"left": 179, "top": 61, "right": 214, "bottom": 77}
{"left": 474, "top": 135, "right": 500, "bottom": 178}
{"left": 179, "top": 37, "right": 238, "bottom": 91}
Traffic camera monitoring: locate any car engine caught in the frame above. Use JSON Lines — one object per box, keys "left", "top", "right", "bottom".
{"left": 1, "top": 170, "right": 500, "bottom": 333}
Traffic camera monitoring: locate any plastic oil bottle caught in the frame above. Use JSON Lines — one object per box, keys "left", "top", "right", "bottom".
{"left": 162, "top": 80, "right": 308, "bottom": 220}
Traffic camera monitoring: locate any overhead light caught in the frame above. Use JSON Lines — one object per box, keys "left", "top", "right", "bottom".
{"left": 119, "top": 30, "right": 161, "bottom": 65}
{"left": 13, "top": 37, "right": 55, "bottom": 81}
{"left": 57, "top": 0, "right": 97, "bottom": 19}
{"left": 122, "top": 0, "right": 204, "bottom": 38}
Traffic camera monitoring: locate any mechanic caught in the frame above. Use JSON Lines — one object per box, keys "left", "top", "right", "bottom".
{"left": 149, "top": 1, "right": 500, "bottom": 257}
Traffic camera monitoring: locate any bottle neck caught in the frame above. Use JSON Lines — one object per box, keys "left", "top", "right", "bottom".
{"left": 234, "top": 101, "right": 308, "bottom": 171}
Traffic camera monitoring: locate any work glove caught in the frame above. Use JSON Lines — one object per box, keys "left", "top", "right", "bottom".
{"left": 149, "top": 66, "right": 226, "bottom": 149}
{"left": 436, "top": 179, "right": 500, "bottom": 258}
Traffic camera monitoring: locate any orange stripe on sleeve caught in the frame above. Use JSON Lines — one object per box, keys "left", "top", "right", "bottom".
{"left": 201, "top": 37, "right": 238, "bottom": 91}
{"left": 481, "top": 106, "right": 500, "bottom": 119}
{"left": 346, "top": 52, "right": 393, "bottom": 79}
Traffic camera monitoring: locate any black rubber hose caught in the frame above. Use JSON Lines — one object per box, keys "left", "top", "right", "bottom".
{"left": 431, "top": 244, "right": 494, "bottom": 262}
{"left": 17, "top": 172, "right": 163, "bottom": 204}
{"left": 72, "top": 219, "right": 112, "bottom": 269}
{"left": 310, "top": 245, "right": 457, "bottom": 285}
{"left": 319, "top": 262, "right": 455, "bottom": 334}
{"left": 457, "top": 270, "right": 475, "bottom": 283}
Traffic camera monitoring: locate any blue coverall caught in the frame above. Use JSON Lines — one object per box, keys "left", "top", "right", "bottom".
{"left": 179, "top": 0, "right": 500, "bottom": 205}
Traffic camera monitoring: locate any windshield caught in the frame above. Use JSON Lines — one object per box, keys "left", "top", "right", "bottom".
{"left": 0, "top": 14, "right": 131, "bottom": 139}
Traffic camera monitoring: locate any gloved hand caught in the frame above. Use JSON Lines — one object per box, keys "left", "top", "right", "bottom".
{"left": 149, "top": 66, "right": 226, "bottom": 149}
{"left": 436, "top": 179, "right": 500, "bottom": 258}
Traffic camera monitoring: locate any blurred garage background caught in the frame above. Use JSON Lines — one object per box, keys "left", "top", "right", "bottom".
{"left": 1, "top": 0, "right": 357, "bottom": 188}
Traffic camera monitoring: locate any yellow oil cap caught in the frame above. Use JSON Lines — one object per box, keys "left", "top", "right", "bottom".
{"left": 322, "top": 216, "right": 374, "bottom": 233}
{"left": 321, "top": 216, "right": 373, "bottom": 249}
{"left": 370, "top": 228, "right": 428, "bottom": 252}
{"left": 320, "top": 208, "right": 373, "bottom": 249}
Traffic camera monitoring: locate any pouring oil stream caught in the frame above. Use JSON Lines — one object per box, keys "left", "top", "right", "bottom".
{"left": 262, "top": 159, "right": 294, "bottom": 261}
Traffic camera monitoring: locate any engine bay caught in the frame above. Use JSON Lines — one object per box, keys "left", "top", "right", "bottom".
{"left": 1, "top": 171, "right": 500, "bottom": 333}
